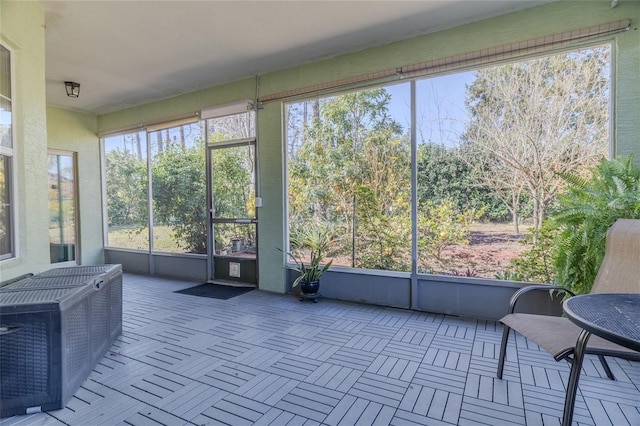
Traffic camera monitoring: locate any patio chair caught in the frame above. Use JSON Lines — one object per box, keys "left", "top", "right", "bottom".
{"left": 496, "top": 218, "right": 640, "bottom": 381}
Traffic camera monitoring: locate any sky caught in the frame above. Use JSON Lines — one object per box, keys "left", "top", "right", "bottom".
{"left": 385, "top": 70, "right": 476, "bottom": 147}
{"left": 104, "top": 71, "right": 478, "bottom": 155}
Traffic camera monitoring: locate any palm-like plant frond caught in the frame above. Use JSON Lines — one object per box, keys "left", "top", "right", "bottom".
{"left": 282, "top": 223, "right": 334, "bottom": 286}
{"left": 551, "top": 156, "right": 640, "bottom": 294}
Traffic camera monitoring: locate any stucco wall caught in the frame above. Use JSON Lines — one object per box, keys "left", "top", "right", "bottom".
{"left": 614, "top": 5, "right": 640, "bottom": 158}
{"left": 254, "top": 104, "right": 287, "bottom": 293}
{"left": 46, "top": 106, "right": 102, "bottom": 265}
{"left": 0, "top": 1, "right": 49, "bottom": 279}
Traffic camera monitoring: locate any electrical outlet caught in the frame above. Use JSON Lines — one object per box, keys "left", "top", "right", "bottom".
{"left": 229, "top": 262, "right": 241, "bottom": 278}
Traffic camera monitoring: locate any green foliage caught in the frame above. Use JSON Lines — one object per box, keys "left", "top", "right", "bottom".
{"left": 211, "top": 145, "right": 254, "bottom": 219}
{"left": 105, "top": 149, "right": 147, "bottom": 227}
{"left": 504, "top": 157, "right": 640, "bottom": 290}
{"left": 417, "top": 198, "right": 482, "bottom": 269}
{"left": 151, "top": 142, "right": 207, "bottom": 253}
{"left": 285, "top": 224, "right": 334, "bottom": 286}
{"left": 287, "top": 89, "right": 412, "bottom": 270}
{"left": 494, "top": 270, "right": 525, "bottom": 281}
{"left": 353, "top": 185, "right": 410, "bottom": 271}
{"left": 106, "top": 126, "right": 254, "bottom": 254}
{"left": 417, "top": 143, "right": 507, "bottom": 222}
{"left": 503, "top": 223, "right": 557, "bottom": 283}
{"left": 550, "top": 156, "right": 640, "bottom": 294}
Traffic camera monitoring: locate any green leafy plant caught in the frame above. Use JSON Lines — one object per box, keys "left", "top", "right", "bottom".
{"left": 354, "top": 185, "right": 410, "bottom": 271}
{"left": 504, "top": 223, "right": 557, "bottom": 283}
{"left": 494, "top": 270, "right": 525, "bottom": 281}
{"left": 152, "top": 142, "right": 207, "bottom": 253}
{"left": 550, "top": 156, "right": 640, "bottom": 294}
{"left": 105, "top": 149, "right": 148, "bottom": 227}
{"left": 284, "top": 225, "right": 334, "bottom": 286}
{"left": 450, "top": 268, "right": 479, "bottom": 277}
{"left": 417, "top": 198, "right": 482, "bottom": 269}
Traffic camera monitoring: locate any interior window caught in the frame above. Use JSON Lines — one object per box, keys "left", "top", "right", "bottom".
{"left": 0, "top": 44, "right": 14, "bottom": 260}
{"left": 48, "top": 152, "right": 78, "bottom": 264}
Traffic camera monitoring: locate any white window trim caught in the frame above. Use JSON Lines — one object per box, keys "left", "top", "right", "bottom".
{"left": 47, "top": 149, "right": 80, "bottom": 267}
{"left": 0, "top": 41, "right": 17, "bottom": 262}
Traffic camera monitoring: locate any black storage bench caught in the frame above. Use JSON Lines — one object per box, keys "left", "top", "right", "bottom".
{"left": 0, "top": 264, "right": 122, "bottom": 417}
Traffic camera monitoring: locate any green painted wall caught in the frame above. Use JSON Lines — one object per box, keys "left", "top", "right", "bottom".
{"left": 0, "top": 0, "right": 49, "bottom": 280}
{"left": 47, "top": 107, "right": 103, "bottom": 265}
{"left": 98, "top": 78, "right": 257, "bottom": 133}
{"left": 255, "top": 104, "right": 287, "bottom": 292}
{"left": 614, "top": 4, "right": 640, "bottom": 158}
{"left": 1, "top": 3, "right": 103, "bottom": 281}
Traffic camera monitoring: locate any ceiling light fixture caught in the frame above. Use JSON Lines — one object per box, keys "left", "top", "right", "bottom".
{"left": 64, "top": 81, "right": 80, "bottom": 98}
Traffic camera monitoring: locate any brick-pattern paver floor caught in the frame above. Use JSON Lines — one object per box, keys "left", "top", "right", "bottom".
{"left": 2, "top": 274, "right": 638, "bottom": 425}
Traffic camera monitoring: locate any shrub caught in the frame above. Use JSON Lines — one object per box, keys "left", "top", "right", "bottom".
{"left": 550, "top": 156, "right": 640, "bottom": 294}
{"left": 504, "top": 157, "right": 640, "bottom": 292}
{"left": 417, "top": 198, "right": 482, "bottom": 269}
{"left": 504, "top": 223, "right": 557, "bottom": 283}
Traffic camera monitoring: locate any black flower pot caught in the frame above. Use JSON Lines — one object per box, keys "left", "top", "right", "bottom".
{"left": 299, "top": 279, "right": 320, "bottom": 302}
{"left": 300, "top": 280, "right": 319, "bottom": 295}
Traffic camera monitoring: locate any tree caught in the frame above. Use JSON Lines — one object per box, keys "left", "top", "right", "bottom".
{"left": 288, "top": 89, "right": 412, "bottom": 270}
{"left": 146, "top": 118, "right": 255, "bottom": 254}
{"left": 152, "top": 141, "right": 207, "bottom": 253}
{"left": 210, "top": 146, "right": 254, "bottom": 219}
{"left": 464, "top": 46, "right": 610, "bottom": 232}
{"left": 206, "top": 112, "right": 255, "bottom": 141}
{"left": 354, "top": 185, "right": 410, "bottom": 270}
{"left": 461, "top": 140, "right": 528, "bottom": 233}
{"left": 417, "top": 143, "right": 507, "bottom": 223}
{"left": 105, "top": 149, "right": 147, "bottom": 227}
{"left": 417, "top": 198, "right": 480, "bottom": 271}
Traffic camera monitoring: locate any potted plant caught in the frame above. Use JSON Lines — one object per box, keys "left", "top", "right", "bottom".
{"left": 283, "top": 226, "right": 333, "bottom": 302}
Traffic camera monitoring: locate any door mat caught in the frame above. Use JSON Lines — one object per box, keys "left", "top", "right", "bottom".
{"left": 174, "top": 283, "right": 254, "bottom": 300}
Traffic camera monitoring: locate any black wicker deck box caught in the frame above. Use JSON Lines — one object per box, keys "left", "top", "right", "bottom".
{"left": 34, "top": 265, "right": 123, "bottom": 347}
{"left": 0, "top": 265, "right": 122, "bottom": 418}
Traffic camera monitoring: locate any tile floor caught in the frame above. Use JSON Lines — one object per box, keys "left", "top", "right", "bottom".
{"left": 1, "top": 274, "right": 638, "bottom": 426}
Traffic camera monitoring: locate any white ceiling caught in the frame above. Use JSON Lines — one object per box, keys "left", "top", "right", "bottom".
{"left": 40, "top": 0, "right": 555, "bottom": 115}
